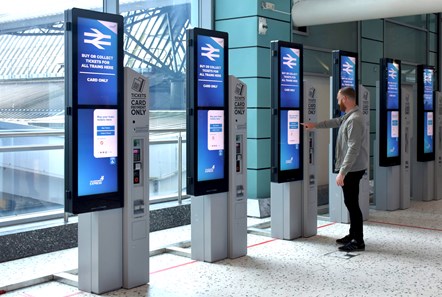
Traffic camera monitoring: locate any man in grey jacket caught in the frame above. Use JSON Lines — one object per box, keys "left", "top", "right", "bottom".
{"left": 302, "top": 87, "right": 368, "bottom": 252}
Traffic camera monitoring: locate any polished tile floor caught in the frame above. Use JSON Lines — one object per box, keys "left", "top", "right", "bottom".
{"left": 2, "top": 199, "right": 442, "bottom": 296}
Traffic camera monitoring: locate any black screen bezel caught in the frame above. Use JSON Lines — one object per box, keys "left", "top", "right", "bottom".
{"left": 379, "top": 58, "right": 401, "bottom": 167}
{"left": 331, "top": 50, "right": 358, "bottom": 173}
{"left": 417, "top": 65, "right": 435, "bottom": 162}
{"left": 270, "top": 40, "right": 304, "bottom": 183}
{"left": 64, "top": 8, "right": 124, "bottom": 214}
{"left": 186, "top": 28, "right": 229, "bottom": 196}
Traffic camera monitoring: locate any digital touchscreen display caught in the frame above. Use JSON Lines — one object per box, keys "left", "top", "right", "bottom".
{"left": 197, "top": 110, "right": 225, "bottom": 182}
{"left": 387, "top": 111, "right": 400, "bottom": 158}
{"left": 280, "top": 110, "right": 300, "bottom": 171}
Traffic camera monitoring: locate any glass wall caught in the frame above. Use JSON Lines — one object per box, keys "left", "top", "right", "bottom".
{"left": 0, "top": 1, "right": 102, "bottom": 223}
{"left": 0, "top": 0, "right": 193, "bottom": 224}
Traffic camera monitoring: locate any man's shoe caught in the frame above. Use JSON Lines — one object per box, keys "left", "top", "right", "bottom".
{"left": 338, "top": 239, "right": 365, "bottom": 252}
{"left": 336, "top": 235, "right": 352, "bottom": 245}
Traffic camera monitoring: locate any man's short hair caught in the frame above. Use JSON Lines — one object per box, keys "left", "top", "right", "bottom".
{"left": 339, "top": 87, "right": 356, "bottom": 101}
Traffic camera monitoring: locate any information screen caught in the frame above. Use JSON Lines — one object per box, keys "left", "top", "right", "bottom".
{"left": 379, "top": 58, "right": 401, "bottom": 167}
{"left": 271, "top": 41, "right": 303, "bottom": 183}
{"left": 417, "top": 65, "right": 435, "bottom": 161}
{"left": 64, "top": 8, "right": 124, "bottom": 214}
{"left": 186, "top": 28, "right": 229, "bottom": 196}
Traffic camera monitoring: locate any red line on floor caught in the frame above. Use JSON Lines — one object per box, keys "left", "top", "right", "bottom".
{"left": 368, "top": 220, "right": 442, "bottom": 232}
{"left": 150, "top": 260, "right": 198, "bottom": 275}
{"left": 317, "top": 222, "right": 336, "bottom": 229}
{"left": 63, "top": 292, "right": 84, "bottom": 297}
{"left": 151, "top": 220, "right": 337, "bottom": 275}
{"left": 247, "top": 238, "right": 277, "bottom": 248}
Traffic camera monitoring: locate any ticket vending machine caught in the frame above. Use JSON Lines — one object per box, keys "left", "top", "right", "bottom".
{"left": 329, "top": 51, "right": 370, "bottom": 223}
{"left": 435, "top": 91, "right": 442, "bottom": 200}
{"left": 412, "top": 65, "right": 435, "bottom": 201}
{"left": 400, "top": 86, "right": 412, "bottom": 209}
{"left": 302, "top": 81, "right": 317, "bottom": 237}
{"left": 375, "top": 58, "right": 401, "bottom": 211}
{"left": 187, "top": 28, "right": 229, "bottom": 263}
{"left": 123, "top": 68, "right": 149, "bottom": 288}
{"left": 329, "top": 85, "right": 370, "bottom": 222}
{"left": 227, "top": 75, "right": 247, "bottom": 259}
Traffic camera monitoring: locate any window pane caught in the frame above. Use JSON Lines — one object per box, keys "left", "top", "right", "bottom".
{"left": 120, "top": 1, "right": 192, "bottom": 202}
{"left": 0, "top": 1, "right": 102, "bottom": 221}
{"left": 385, "top": 21, "right": 426, "bottom": 64}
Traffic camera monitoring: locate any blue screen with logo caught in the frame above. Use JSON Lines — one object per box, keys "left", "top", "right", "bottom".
{"left": 386, "top": 62, "right": 399, "bottom": 110}
{"left": 197, "top": 35, "right": 224, "bottom": 107}
{"left": 280, "top": 110, "right": 300, "bottom": 171}
{"left": 77, "top": 109, "right": 118, "bottom": 196}
{"left": 387, "top": 111, "right": 400, "bottom": 158}
{"left": 340, "top": 55, "right": 356, "bottom": 88}
{"left": 280, "top": 47, "right": 300, "bottom": 108}
{"left": 197, "top": 110, "right": 225, "bottom": 181}
{"left": 424, "top": 111, "right": 434, "bottom": 154}
{"left": 77, "top": 17, "right": 118, "bottom": 106}
{"left": 423, "top": 68, "right": 434, "bottom": 111}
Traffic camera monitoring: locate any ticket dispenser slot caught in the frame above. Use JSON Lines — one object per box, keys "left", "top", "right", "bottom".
{"left": 236, "top": 135, "right": 243, "bottom": 173}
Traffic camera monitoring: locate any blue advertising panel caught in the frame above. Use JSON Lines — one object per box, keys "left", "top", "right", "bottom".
{"left": 424, "top": 112, "right": 434, "bottom": 154}
{"left": 280, "top": 110, "right": 300, "bottom": 171}
{"left": 77, "top": 109, "right": 118, "bottom": 196}
{"left": 186, "top": 28, "right": 229, "bottom": 196}
{"left": 387, "top": 111, "right": 400, "bottom": 158}
{"left": 386, "top": 62, "right": 400, "bottom": 110}
{"left": 197, "top": 110, "right": 225, "bottom": 181}
{"left": 64, "top": 8, "right": 124, "bottom": 214}
{"left": 280, "top": 47, "right": 301, "bottom": 108}
{"left": 197, "top": 35, "right": 225, "bottom": 107}
{"left": 423, "top": 68, "right": 434, "bottom": 111}
{"left": 77, "top": 17, "right": 119, "bottom": 106}
{"left": 340, "top": 55, "right": 356, "bottom": 88}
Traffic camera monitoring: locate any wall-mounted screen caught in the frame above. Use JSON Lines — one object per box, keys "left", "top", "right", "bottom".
{"left": 186, "top": 28, "right": 229, "bottom": 196}
{"left": 331, "top": 50, "right": 358, "bottom": 172}
{"left": 271, "top": 41, "right": 303, "bottom": 183}
{"left": 379, "top": 58, "right": 401, "bottom": 166}
{"left": 417, "top": 65, "right": 435, "bottom": 161}
{"left": 64, "top": 8, "right": 124, "bottom": 214}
